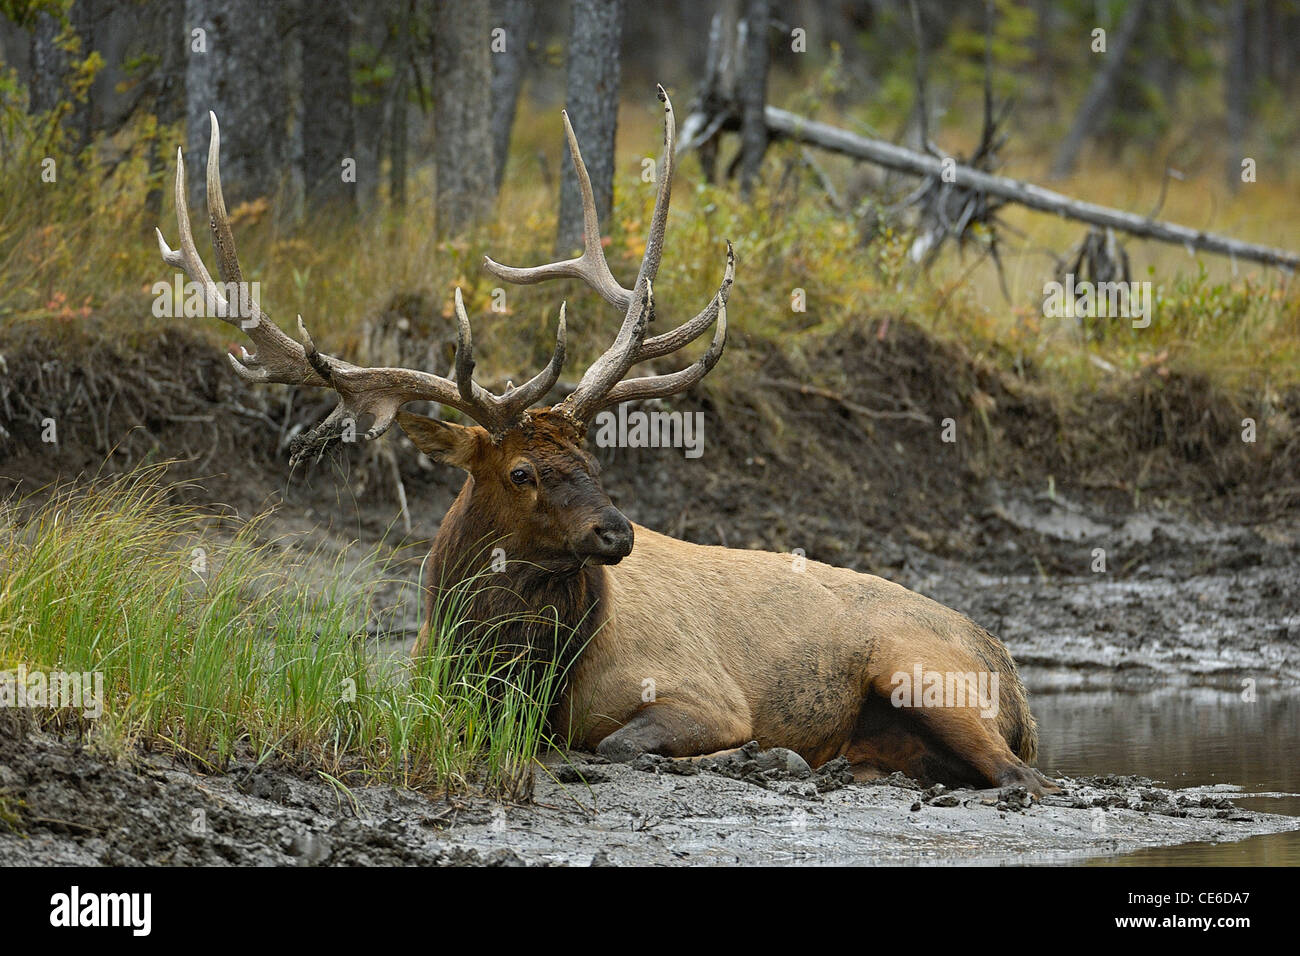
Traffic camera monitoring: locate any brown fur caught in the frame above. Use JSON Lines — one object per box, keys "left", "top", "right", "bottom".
{"left": 401, "top": 408, "right": 1054, "bottom": 795}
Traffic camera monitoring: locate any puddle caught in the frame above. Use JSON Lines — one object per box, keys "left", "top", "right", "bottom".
{"left": 1032, "top": 687, "right": 1300, "bottom": 865}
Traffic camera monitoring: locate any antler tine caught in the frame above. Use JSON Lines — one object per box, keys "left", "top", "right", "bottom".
{"left": 483, "top": 110, "right": 633, "bottom": 311}
{"left": 205, "top": 111, "right": 243, "bottom": 287}
{"left": 453, "top": 287, "right": 480, "bottom": 406}
{"left": 590, "top": 303, "right": 727, "bottom": 414}
{"left": 447, "top": 289, "right": 568, "bottom": 431}
{"left": 157, "top": 114, "right": 569, "bottom": 451}
{"left": 555, "top": 277, "right": 654, "bottom": 424}
{"left": 497, "top": 302, "right": 568, "bottom": 411}
{"left": 157, "top": 113, "right": 330, "bottom": 388}
{"left": 561, "top": 85, "right": 678, "bottom": 417}
{"left": 156, "top": 149, "right": 218, "bottom": 316}
{"left": 480, "top": 88, "right": 733, "bottom": 429}
{"left": 636, "top": 241, "right": 733, "bottom": 362}
{"left": 556, "top": 88, "right": 728, "bottom": 424}
{"left": 567, "top": 241, "right": 730, "bottom": 421}
{"left": 634, "top": 84, "right": 676, "bottom": 291}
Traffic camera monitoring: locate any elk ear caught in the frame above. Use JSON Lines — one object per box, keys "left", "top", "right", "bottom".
{"left": 396, "top": 412, "right": 480, "bottom": 470}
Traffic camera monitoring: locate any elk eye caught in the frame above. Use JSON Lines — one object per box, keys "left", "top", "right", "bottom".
{"left": 510, "top": 467, "right": 532, "bottom": 486}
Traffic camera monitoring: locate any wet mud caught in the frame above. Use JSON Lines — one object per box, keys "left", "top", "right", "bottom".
{"left": 1, "top": 718, "right": 1294, "bottom": 866}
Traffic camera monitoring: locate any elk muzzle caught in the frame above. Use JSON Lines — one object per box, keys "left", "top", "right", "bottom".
{"left": 580, "top": 507, "right": 634, "bottom": 563}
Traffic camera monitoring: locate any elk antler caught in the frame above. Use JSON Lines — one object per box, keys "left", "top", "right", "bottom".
{"left": 156, "top": 112, "right": 566, "bottom": 455}
{"left": 484, "top": 86, "right": 733, "bottom": 427}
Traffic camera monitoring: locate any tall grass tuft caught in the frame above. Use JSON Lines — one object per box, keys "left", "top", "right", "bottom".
{"left": 0, "top": 465, "right": 567, "bottom": 797}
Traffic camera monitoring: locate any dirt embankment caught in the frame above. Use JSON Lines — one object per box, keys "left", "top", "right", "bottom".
{"left": 3, "top": 310, "right": 1297, "bottom": 570}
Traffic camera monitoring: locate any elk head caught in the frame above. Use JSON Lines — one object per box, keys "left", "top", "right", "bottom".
{"left": 156, "top": 88, "right": 732, "bottom": 574}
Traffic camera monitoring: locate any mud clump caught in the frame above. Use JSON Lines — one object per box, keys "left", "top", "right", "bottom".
{"left": 694, "top": 742, "right": 811, "bottom": 785}
{"left": 636, "top": 742, "right": 855, "bottom": 795}
{"left": 551, "top": 763, "right": 613, "bottom": 785}
{"left": 234, "top": 768, "right": 292, "bottom": 804}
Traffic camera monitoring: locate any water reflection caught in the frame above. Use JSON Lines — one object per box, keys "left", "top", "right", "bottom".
{"left": 1029, "top": 682, "right": 1300, "bottom": 865}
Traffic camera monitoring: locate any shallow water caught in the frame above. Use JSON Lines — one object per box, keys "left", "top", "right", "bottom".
{"left": 1030, "top": 685, "right": 1300, "bottom": 865}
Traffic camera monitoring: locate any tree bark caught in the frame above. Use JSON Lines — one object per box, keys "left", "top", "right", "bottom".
{"left": 184, "top": 0, "right": 289, "bottom": 204}
{"left": 556, "top": 0, "right": 624, "bottom": 254}
{"left": 29, "top": 11, "right": 68, "bottom": 115}
{"left": 490, "top": 0, "right": 534, "bottom": 192}
{"left": 433, "top": 0, "right": 495, "bottom": 235}
{"left": 300, "top": 0, "right": 356, "bottom": 211}
{"left": 1225, "top": 0, "right": 1249, "bottom": 192}
{"left": 1049, "top": 0, "right": 1148, "bottom": 179}
{"left": 29, "top": 2, "right": 97, "bottom": 152}
{"left": 147, "top": 0, "right": 187, "bottom": 218}
{"left": 738, "top": 0, "right": 770, "bottom": 197}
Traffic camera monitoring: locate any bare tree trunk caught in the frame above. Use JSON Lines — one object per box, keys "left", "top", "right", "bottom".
{"left": 738, "top": 0, "right": 770, "bottom": 197}
{"left": 389, "top": 75, "right": 408, "bottom": 208}
{"left": 185, "top": 0, "right": 289, "bottom": 204}
{"left": 433, "top": 0, "right": 495, "bottom": 235}
{"left": 556, "top": 0, "right": 624, "bottom": 254}
{"left": 147, "top": 0, "right": 187, "bottom": 218}
{"left": 682, "top": 0, "right": 739, "bottom": 185}
{"left": 301, "top": 0, "right": 356, "bottom": 212}
{"left": 1049, "top": 0, "right": 1148, "bottom": 179}
{"left": 29, "top": 2, "right": 97, "bottom": 151}
{"left": 28, "top": 11, "right": 67, "bottom": 115}
{"left": 490, "top": 0, "right": 534, "bottom": 192}
{"left": 1225, "top": 0, "right": 1249, "bottom": 192}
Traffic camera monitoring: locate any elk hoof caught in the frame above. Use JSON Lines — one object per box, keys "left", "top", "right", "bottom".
{"left": 596, "top": 734, "right": 645, "bottom": 763}
{"left": 996, "top": 763, "right": 1062, "bottom": 798}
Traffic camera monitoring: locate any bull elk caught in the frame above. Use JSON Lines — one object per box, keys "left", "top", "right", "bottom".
{"left": 157, "top": 90, "right": 1057, "bottom": 795}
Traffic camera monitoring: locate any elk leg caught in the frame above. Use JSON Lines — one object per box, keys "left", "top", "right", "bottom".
{"left": 868, "top": 638, "right": 1059, "bottom": 796}
{"left": 905, "top": 704, "right": 1059, "bottom": 796}
{"left": 595, "top": 703, "right": 734, "bottom": 762}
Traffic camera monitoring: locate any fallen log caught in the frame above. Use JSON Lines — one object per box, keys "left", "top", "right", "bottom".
{"left": 757, "top": 105, "right": 1299, "bottom": 271}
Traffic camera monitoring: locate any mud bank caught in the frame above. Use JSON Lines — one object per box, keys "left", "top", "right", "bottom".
{"left": 1, "top": 726, "right": 1294, "bottom": 866}
{"left": 894, "top": 487, "right": 1300, "bottom": 688}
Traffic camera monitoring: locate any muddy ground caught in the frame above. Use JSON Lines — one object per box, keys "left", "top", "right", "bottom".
{"left": 1, "top": 315, "right": 1298, "bottom": 865}
{"left": 1, "top": 717, "right": 1294, "bottom": 866}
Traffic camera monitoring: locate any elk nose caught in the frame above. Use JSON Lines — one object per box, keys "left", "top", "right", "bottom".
{"left": 591, "top": 508, "right": 634, "bottom": 560}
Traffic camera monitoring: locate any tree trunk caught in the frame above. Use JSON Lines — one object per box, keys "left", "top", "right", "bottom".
{"left": 301, "top": 0, "right": 356, "bottom": 211}
{"left": 28, "top": 11, "right": 67, "bottom": 116}
{"left": 738, "top": 0, "right": 770, "bottom": 197}
{"left": 389, "top": 71, "right": 408, "bottom": 208}
{"left": 433, "top": 0, "right": 495, "bottom": 235}
{"left": 29, "top": 2, "right": 97, "bottom": 152}
{"left": 1225, "top": 0, "right": 1249, "bottom": 192}
{"left": 1049, "top": 0, "right": 1148, "bottom": 179}
{"left": 185, "top": 0, "right": 289, "bottom": 204}
{"left": 556, "top": 0, "right": 624, "bottom": 254}
{"left": 490, "top": 0, "right": 535, "bottom": 192}
{"left": 147, "top": 0, "right": 187, "bottom": 218}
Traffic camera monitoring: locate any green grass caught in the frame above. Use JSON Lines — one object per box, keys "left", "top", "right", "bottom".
{"left": 0, "top": 465, "right": 568, "bottom": 798}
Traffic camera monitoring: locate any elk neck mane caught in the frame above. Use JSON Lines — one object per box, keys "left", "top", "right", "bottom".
{"left": 424, "top": 474, "right": 609, "bottom": 687}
